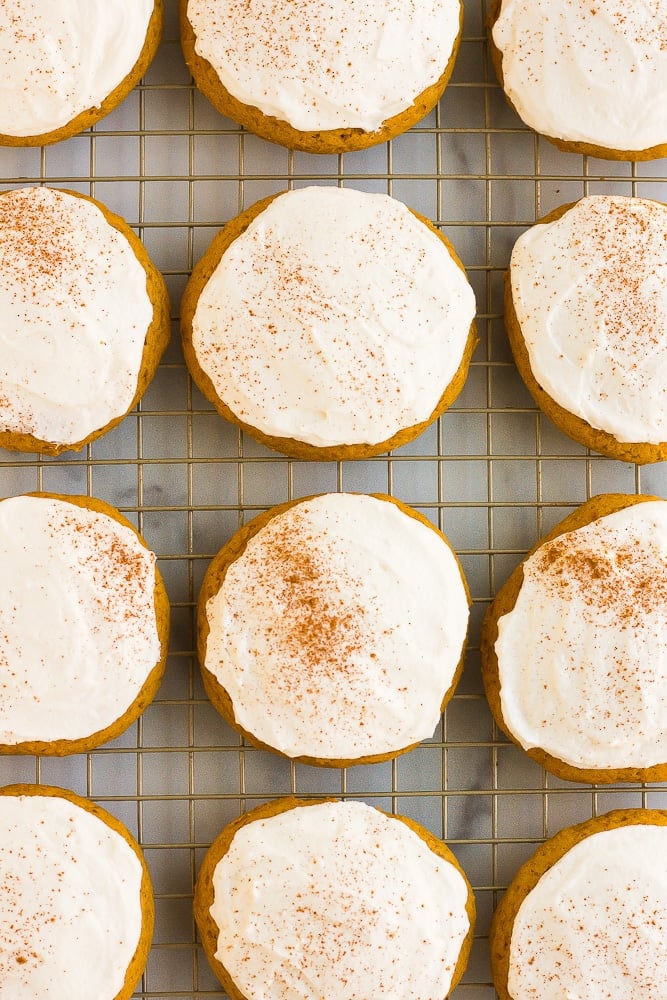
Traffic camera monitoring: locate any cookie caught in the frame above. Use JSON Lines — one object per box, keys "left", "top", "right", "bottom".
{"left": 195, "top": 797, "right": 475, "bottom": 1000}
{"left": 0, "top": 0, "right": 163, "bottom": 146}
{"left": 181, "top": 186, "right": 476, "bottom": 460}
{"left": 490, "top": 809, "right": 667, "bottom": 1000}
{"left": 481, "top": 493, "right": 667, "bottom": 784}
{"left": 0, "top": 783, "right": 154, "bottom": 999}
{"left": 198, "top": 492, "right": 470, "bottom": 767}
{"left": 0, "top": 492, "right": 169, "bottom": 755}
{"left": 488, "top": 0, "right": 667, "bottom": 160}
{"left": 504, "top": 195, "right": 667, "bottom": 463}
{"left": 0, "top": 186, "right": 170, "bottom": 455}
{"left": 180, "top": 0, "right": 463, "bottom": 152}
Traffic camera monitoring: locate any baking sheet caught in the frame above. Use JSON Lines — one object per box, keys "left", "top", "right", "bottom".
{"left": 0, "top": 1, "right": 666, "bottom": 997}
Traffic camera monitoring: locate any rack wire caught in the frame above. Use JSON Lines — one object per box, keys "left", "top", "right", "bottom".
{"left": 0, "top": 1, "right": 666, "bottom": 997}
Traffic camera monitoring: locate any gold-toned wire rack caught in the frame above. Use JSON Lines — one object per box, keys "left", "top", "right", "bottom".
{"left": 1, "top": 1, "right": 667, "bottom": 997}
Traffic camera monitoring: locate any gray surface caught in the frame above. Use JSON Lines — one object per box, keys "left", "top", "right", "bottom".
{"left": 0, "top": 1, "right": 666, "bottom": 997}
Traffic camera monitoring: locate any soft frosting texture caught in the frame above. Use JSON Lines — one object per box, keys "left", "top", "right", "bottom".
{"left": 204, "top": 493, "right": 469, "bottom": 759}
{"left": 0, "top": 495, "right": 161, "bottom": 745}
{"left": 211, "top": 800, "right": 471, "bottom": 999}
{"left": 508, "top": 823, "right": 667, "bottom": 998}
{"left": 496, "top": 501, "right": 667, "bottom": 770}
{"left": 0, "top": 0, "right": 154, "bottom": 137}
{"left": 0, "top": 792, "right": 144, "bottom": 998}
{"left": 0, "top": 187, "right": 154, "bottom": 447}
{"left": 186, "top": 0, "right": 461, "bottom": 132}
{"left": 492, "top": 0, "right": 667, "bottom": 151}
{"left": 192, "top": 186, "right": 476, "bottom": 449}
{"left": 510, "top": 195, "right": 667, "bottom": 445}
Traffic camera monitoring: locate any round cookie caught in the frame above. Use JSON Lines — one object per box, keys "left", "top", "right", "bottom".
{"left": 481, "top": 492, "right": 667, "bottom": 784}
{"left": 490, "top": 809, "right": 667, "bottom": 1000}
{"left": 180, "top": 0, "right": 463, "bottom": 153}
{"left": 181, "top": 186, "right": 477, "bottom": 461}
{"left": 0, "top": 492, "right": 170, "bottom": 755}
{"left": 504, "top": 195, "right": 667, "bottom": 464}
{"left": 0, "top": 783, "right": 154, "bottom": 1000}
{"left": 488, "top": 0, "right": 667, "bottom": 160}
{"left": 194, "top": 797, "right": 475, "bottom": 1000}
{"left": 0, "top": 1, "right": 163, "bottom": 146}
{"left": 197, "top": 492, "right": 470, "bottom": 767}
{"left": 0, "top": 186, "right": 170, "bottom": 456}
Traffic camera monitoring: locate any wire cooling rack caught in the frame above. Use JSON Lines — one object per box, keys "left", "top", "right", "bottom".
{"left": 1, "top": 2, "right": 667, "bottom": 997}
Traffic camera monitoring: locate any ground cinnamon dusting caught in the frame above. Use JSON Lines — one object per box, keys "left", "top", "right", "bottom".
{"left": 1, "top": 845, "right": 51, "bottom": 980}
{"left": 569, "top": 198, "right": 666, "bottom": 371}
{"left": 56, "top": 509, "right": 154, "bottom": 629}
{"left": 0, "top": 188, "right": 104, "bottom": 311}
{"left": 243, "top": 509, "right": 372, "bottom": 688}
{"left": 534, "top": 520, "right": 666, "bottom": 630}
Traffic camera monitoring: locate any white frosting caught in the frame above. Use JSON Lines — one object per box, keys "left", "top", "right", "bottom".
{"left": 0, "top": 187, "right": 154, "bottom": 448}
{"left": 186, "top": 0, "right": 461, "bottom": 133}
{"left": 0, "top": 792, "right": 144, "bottom": 998}
{"left": 508, "top": 823, "right": 667, "bottom": 999}
{"left": 0, "top": 495, "right": 162, "bottom": 745}
{"left": 495, "top": 500, "right": 667, "bottom": 770}
{"left": 191, "top": 186, "right": 476, "bottom": 450}
{"left": 211, "top": 800, "right": 471, "bottom": 999}
{"left": 0, "top": 0, "right": 155, "bottom": 137}
{"left": 204, "top": 493, "right": 469, "bottom": 760}
{"left": 492, "top": 0, "right": 667, "bottom": 151}
{"left": 510, "top": 195, "right": 667, "bottom": 445}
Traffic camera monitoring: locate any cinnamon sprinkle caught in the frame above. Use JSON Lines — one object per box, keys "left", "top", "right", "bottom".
{"left": 534, "top": 519, "right": 667, "bottom": 630}
{"left": 55, "top": 508, "right": 154, "bottom": 629}
{"left": 0, "top": 188, "right": 115, "bottom": 312}
{"left": 241, "top": 508, "right": 375, "bottom": 690}
{"left": 567, "top": 198, "right": 667, "bottom": 372}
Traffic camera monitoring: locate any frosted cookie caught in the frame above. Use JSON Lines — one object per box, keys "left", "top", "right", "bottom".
{"left": 481, "top": 493, "right": 667, "bottom": 784}
{"left": 0, "top": 783, "right": 153, "bottom": 1000}
{"left": 180, "top": 0, "right": 463, "bottom": 153}
{"left": 0, "top": 1, "right": 162, "bottom": 146}
{"left": 490, "top": 809, "right": 667, "bottom": 1000}
{"left": 195, "top": 797, "right": 475, "bottom": 1000}
{"left": 505, "top": 195, "right": 667, "bottom": 464}
{"left": 488, "top": 0, "right": 667, "bottom": 160}
{"left": 0, "top": 187, "right": 170, "bottom": 456}
{"left": 198, "top": 492, "right": 469, "bottom": 767}
{"left": 181, "top": 186, "right": 477, "bottom": 461}
{"left": 0, "top": 492, "right": 169, "bottom": 756}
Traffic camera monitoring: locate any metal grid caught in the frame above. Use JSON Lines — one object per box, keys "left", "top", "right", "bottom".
{"left": 0, "top": 1, "right": 666, "bottom": 997}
